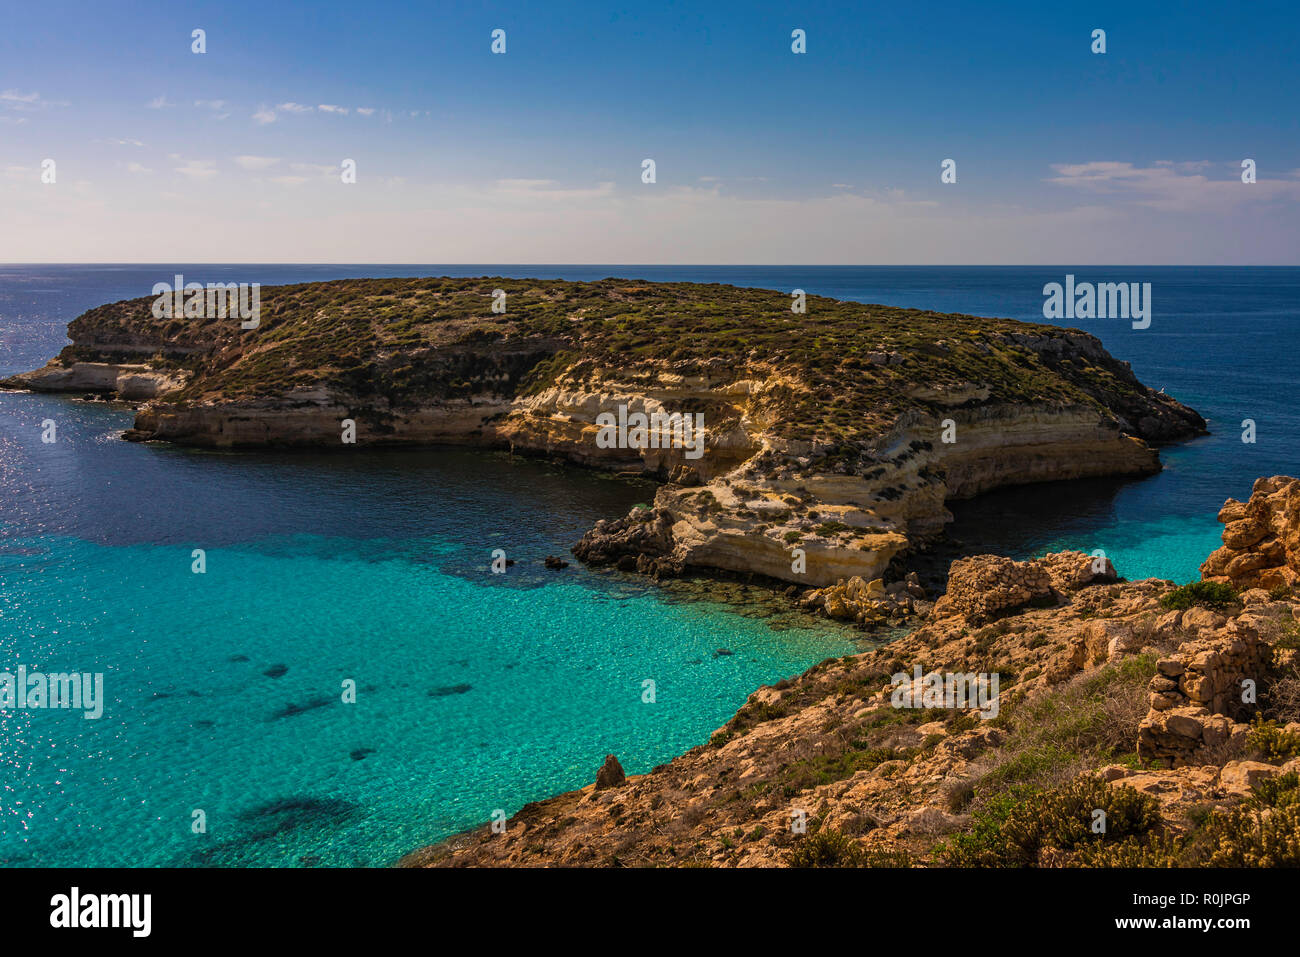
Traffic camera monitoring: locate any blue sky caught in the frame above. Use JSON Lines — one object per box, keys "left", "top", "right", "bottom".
{"left": 1, "top": 0, "right": 1297, "bottom": 262}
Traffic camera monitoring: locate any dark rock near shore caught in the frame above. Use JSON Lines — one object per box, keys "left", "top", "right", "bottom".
{"left": 573, "top": 507, "right": 684, "bottom": 579}
{"left": 594, "top": 754, "right": 626, "bottom": 790}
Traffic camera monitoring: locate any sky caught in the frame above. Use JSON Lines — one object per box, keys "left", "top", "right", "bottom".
{"left": 0, "top": 0, "right": 1297, "bottom": 264}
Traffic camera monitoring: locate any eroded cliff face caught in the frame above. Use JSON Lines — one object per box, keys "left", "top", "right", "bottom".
{"left": 4, "top": 361, "right": 188, "bottom": 400}
{"left": 4, "top": 277, "right": 1206, "bottom": 587}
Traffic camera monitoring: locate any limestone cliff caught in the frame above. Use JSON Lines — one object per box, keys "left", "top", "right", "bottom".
{"left": 3, "top": 277, "right": 1205, "bottom": 586}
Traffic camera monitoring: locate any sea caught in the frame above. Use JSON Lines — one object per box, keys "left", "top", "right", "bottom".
{"left": 1, "top": 264, "right": 1297, "bottom": 866}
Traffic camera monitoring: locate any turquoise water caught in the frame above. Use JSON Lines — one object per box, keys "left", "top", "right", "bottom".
{"left": 2, "top": 265, "right": 1298, "bottom": 866}
{"left": 0, "top": 393, "right": 862, "bottom": 867}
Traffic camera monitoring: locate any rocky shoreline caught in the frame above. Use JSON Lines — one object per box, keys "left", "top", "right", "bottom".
{"left": 402, "top": 476, "right": 1300, "bottom": 868}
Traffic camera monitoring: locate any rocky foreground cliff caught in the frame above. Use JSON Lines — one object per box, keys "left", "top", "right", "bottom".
{"left": 403, "top": 477, "right": 1300, "bottom": 868}
{"left": 2, "top": 277, "right": 1204, "bottom": 587}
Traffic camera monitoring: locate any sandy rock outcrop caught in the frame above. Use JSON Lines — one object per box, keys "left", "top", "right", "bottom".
{"left": 1202, "top": 475, "right": 1300, "bottom": 591}
{"left": 799, "top": 572, "right": 928, "bottom": 626}
{"left": 929, "top": 550, "right": 1117, "bottom": 624}
{"left": 2, "top": 361, "right": 188, "bottom": 400}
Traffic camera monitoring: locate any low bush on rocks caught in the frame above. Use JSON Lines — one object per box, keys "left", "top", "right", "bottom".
{"left": 1246, "top": 715, "right": 1300, "bottom": 763}
{"left": 786, "top": 829, "right": 912, "bottom": 868}
{"left": 777, "top": 747, "right": 906, "bottom": 798}
{"left": 1076, "top": 772, "right": 1300, "bottom": 867}
{"left": 1159, "top": 580, "right": 1239, "bottom": 612}
{"left": 938, "top": 775, "right": 1162, "bottom": 866}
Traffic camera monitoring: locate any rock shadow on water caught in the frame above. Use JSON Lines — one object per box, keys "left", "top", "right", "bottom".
{"left": 180, "top": 796, "right": 362, "bottom": 867}
{"left": 427, "top": 683, "right": 472, "bottom": 698}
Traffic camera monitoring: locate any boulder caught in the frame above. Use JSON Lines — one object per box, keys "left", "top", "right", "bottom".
{"left": 594, "top": 754, "right": 626, "bottom": 790}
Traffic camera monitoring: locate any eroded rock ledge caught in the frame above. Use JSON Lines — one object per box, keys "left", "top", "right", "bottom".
{"left": 3, "top": 277, "right": 1205, "bottom": 587}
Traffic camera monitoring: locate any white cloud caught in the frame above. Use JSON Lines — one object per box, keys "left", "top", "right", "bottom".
{"left": 6, "top": 163, "right": 1299, "bottom": 264}
{"left": 173, "top": 158, "right": 218, "bottom": 180}
{"left": 146, "top": 95, "right": 173, "bottom": 109}
{"left": 356, "top": 107, "right": 376, "bottom": 116}
{"left": 318, "top": 104, "right": 348, "bottom": 114}
{"left": 1047, "top": 160, "right": 1300, "bottom": 211}
{"left": 289, "top": 162, "right": 338, "bottom": 177}
{"left": 1, "top": 89, "right": 67, "bottom": 111}
{"left": 254, "top": 102, "right": 313, "bottom": 124}
{"left": 234, "top": 155, "right": 280, "bottom": 170}
{"left": 195, "top": 99, "right": 232, "bottom": 120}
{"left": 126, "top": 161, "right": 153, "bottom": 174}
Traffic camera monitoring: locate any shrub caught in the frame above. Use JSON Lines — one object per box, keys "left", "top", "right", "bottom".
{"left": 1072, "top": 772, "right": 1300, "bottom": 867}
{"left": 1269, "top": 668, "right": 1300, "bottom": 724}
{"left": 1159, "top": 581, "right": 1239, "bottom": 612}
{"left": 1195, "top": 772, "right": 1300, "bottom": 866}
{"left": 787, "top": 829, "right": 863, "bottom": 867}
{"left": 939, "top": 775, "right": 1161, "bottom": 867}
{"left": 786, "top": 830, "right": 910, "bottom": 868}
{"left": 778, "top": 747, "right": 899, "bottom": 797}
{"left": 1245, "top": 715, "right": 1300, "bottom": 763}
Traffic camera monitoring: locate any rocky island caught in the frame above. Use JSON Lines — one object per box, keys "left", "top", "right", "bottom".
{"left": 3, "top": 277, "right": 1204, "bottom": 594}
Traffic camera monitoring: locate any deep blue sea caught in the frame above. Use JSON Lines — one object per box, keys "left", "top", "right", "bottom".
{"left": 2, "top": 264, "right": 1297, "bottom": 867}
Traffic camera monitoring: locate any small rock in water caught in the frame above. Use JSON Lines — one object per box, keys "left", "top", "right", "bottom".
{"left": 595, "top": 754, "right": 626, "bottom": 790}
{"left": 714, "top": 648, "right": 734, "bottom": 657}
{"left": 264, "top": 664, "right": 289, "bottom": 678}
{"left": 428, "top": 683, "right": 473, "bottom": 698}
{"left": 350, "top": 748, "right": 376, "bottom": 761}
{"left": 229, "top": 654, "right": 250, "bottom": 663}
{"left": 544, "top": 555, "right": 570, "bottom": 570}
